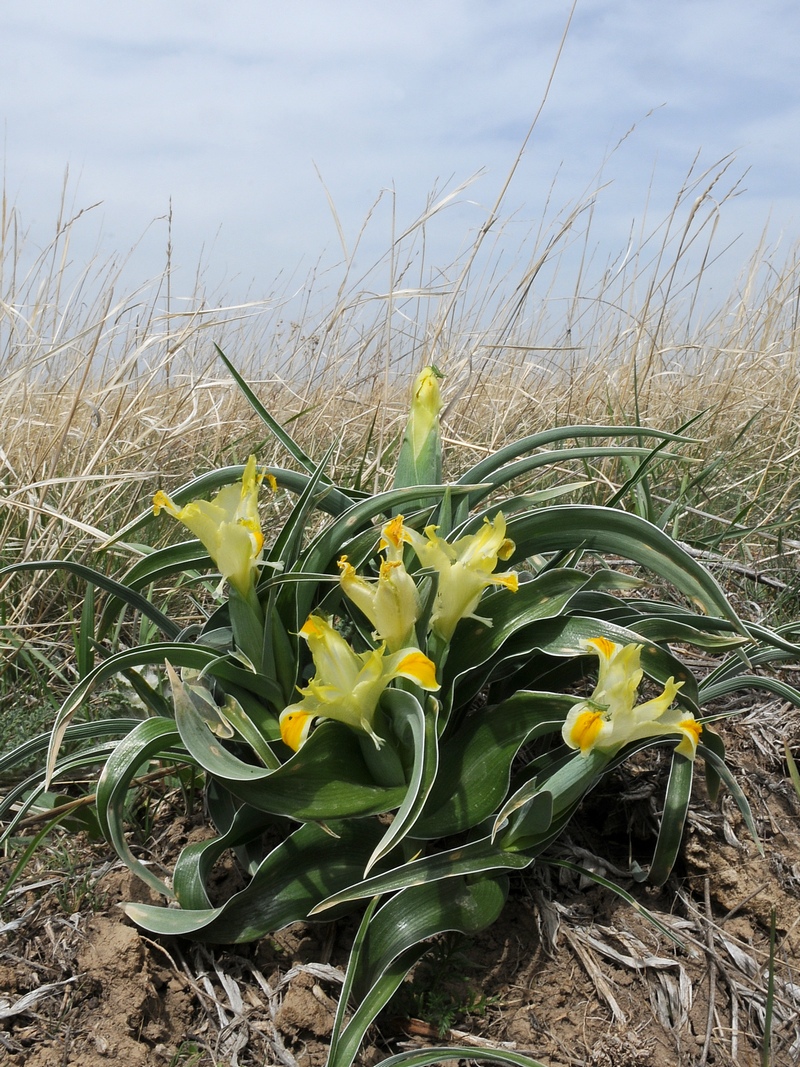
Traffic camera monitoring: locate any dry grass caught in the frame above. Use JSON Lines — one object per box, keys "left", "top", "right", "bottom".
{"left": 2, "top": 160, "right": 800, "bottom": 1066}
{"left": 2, "top": 157, "right": 800, "bottom": 687}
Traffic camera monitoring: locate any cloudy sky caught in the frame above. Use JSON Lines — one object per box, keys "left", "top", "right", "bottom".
{"left": 3, "top": 1, "right": 799, "bottom": 311}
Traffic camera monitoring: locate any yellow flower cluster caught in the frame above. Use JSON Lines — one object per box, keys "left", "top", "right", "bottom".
{"left": 280, "top": 511, "right": 518, "bottom": 750}
{"left": 562, "top": 637, "right": 701, "bottom": 760}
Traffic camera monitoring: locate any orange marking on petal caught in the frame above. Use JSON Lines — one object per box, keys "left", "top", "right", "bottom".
{"left": 300, "top": 616, "right": 324, "bottom": 638}
{"left": 569, "top": 709, "right": 604, "bottom": 752}
{"left": 396, "top": 651, "right": 439, "bottom": 690}
{"left": 680, "top": 718, "right": 702, "bottom": 745}
{"left": 587, "top": 636, "right": 617, "bottom": 658}
{"left": 152, "top": 490, "right": 174, "bottom": 516}
{"left": 280, "top": 711, "right": 314, "bottom": 751}
{"left": 380, "top": 514, "right": 406, "bottom": 551}
{"left": 495, "top": 572, "right": 519, "bottom": 592}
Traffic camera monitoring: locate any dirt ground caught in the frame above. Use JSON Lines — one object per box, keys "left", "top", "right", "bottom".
{"left": 2, "top": 704, "right": 799, "bottom": 1067}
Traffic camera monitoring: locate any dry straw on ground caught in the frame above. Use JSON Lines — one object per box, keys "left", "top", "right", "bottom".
{"left": 2, "top": 161, "right": 800, "bottom": 1066}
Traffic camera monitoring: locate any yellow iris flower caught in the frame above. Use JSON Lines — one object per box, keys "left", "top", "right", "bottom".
{"left": 279, "top": 614, "right": 439, "bottom": 751}
{"left": 398, "top": 513, "right": 519, "bottom": 642}
{"left": 154, "top": 455, "right": 269, "bottom": 598}
{"left": 338, "top": 516, "right": 422, "bottom": 651}
{"left": 562, "top": 637, "right": 700, "bottom": 760}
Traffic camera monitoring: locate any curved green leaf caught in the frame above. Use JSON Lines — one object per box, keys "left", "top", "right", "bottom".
{"left": 174, "top": 696, "right": 405, "bottom": 819}
{"left": 125, "top": 819, "right": 384, "bottom": 942}
{"left": 648, "top": 753, "right": 693, "bottom": 887}
{"left": 373, "top": 1047, "right": 548, "bottom": 1067}
{"left": 328, "top": 876, "right": 509, "bottom": 1067}
{"left": 472, "top": 614, "right": 700, "bottom": 709}
{"left": 96, "top": 717, "right": 187, "bottom": 897}
{"left": 172, "top": 801, "right": 283, "bottom": 910}
{"left": 45, "top": 641, "right": 229, "bottom": 786}
{"left": 464, "top": 443, "right": 689, "bottom": 511}
{"left": 364, "top": 690, "right": 439, "bottom": 874}
{"left": 0, "top": 718, "right": 141, "bottom": 781}
{"left": 505, "top": 506, "right": 746, "bottom": 631}
{"left": 495, "top": 748, "right": 608, "bottom": 841}
{"left": 0, "top": 559, "right": 179, "bottom": 639}
{"left": 440, "top": 568, "right": 592, "bottom": 713}
{"left": 458, "top": 424, "right": 692, "bottom": 493}
{"left": 699, "top": 673, "right": 800, "bottom": 706}
{"left": 0, "top": 743, "right": 131, "bottom": 841}
{"left": 697, "top": 743, "right": 762, "bottom": 853}
{"left": 312, "top": 833, "right": 533, "bottom": 914}
{"left": 412, "top": 691, "right": 574, "bottom": 838}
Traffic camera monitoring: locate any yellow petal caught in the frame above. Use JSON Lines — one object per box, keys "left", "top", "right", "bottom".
{"left": 394, "top": 650, "right": 439, "bottom": 691}
{"left": 568, "top": 708, "right": 605, "bottom": 753}
{"left": 674, "top": 717, "right": 702, "bottom": 759}
{"left": 300, "top": 615, "right": 325, "bottom": 640}
{"left": 586, "top": 636, "right": 617, "bottom": 659}
{"left": 380, "top": 515, "right": 407, "bottom": 554}
{"left": 152, "top": 489, "right": 177, "bottom": 516}
{"left": 280, "top": 710, "right": 315, "bottom": 751}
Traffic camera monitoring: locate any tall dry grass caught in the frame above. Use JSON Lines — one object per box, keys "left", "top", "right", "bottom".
{"left": 1, "top": 156, "right": 799, "bottom": 664}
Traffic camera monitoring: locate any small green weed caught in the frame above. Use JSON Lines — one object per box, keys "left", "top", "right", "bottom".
{"left": 393, "top": 933, "right": 502, "bottom": 1038}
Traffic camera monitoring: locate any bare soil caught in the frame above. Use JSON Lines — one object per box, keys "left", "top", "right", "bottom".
{"left": 2, "top": 707, "right": 799, "bottom": 1067}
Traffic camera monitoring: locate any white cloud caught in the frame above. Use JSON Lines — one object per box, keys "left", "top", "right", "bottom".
{"left": 2, "top": 0, "right": 798, "bottom": 307}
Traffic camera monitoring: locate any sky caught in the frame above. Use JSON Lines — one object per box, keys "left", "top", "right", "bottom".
{"left": 2, "top": 1, "right": 800, "bottom": 319}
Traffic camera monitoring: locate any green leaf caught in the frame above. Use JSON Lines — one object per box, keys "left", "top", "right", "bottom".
{"left": 364, "top": 690, "right": 439, "bottom": 874}
{"left": 440, "top": 569, "right": 592, "bottom": 713}
{"left": 495, "top": 748, "right": 608, "bottom": 842}
{"left": 412, "top": 691, "right": 574, "bottom": 838}
{"left": 466, "top": 444, "right": 689, "bottom": 511}
{"left": 0, "top": 719, "right": 141, "bottom": 783}
{"left": 546, "top": 859, "right": 684, "bottom": 946}
{"left": 96, "top": 717, "right": 187, "bottom": 898}
{"left": 125, "top": 819, "right": 385, "bottom": 942}
{"left": 457, "top": 424, "right": 693, "bottom": 495}
{"left": 215, "top": 344, "right": 332, "bottom": 485}
{"left": 372, "top": 1048, "right": 549, "bottom": 1067}
{"left": 699, "top": 673, "right": 800, "bottom": 706}
{"left": 648, "top": 753, "right": 694, "bottom": 886}
{"left": 44, "top": 641, "right": 230, "bottom": 786}
{"left": 697, "top": 742, "right": 762, "bottom": 853}
{"left": 173, "top": 695, "right": 406, "bottom": 819}
{"left": 0, "top": 560, "right": 180, "bottom": 640}
{"left": 171, "top": 802, "right": 287, "bottom": 910}
{"left": 312, "top": 833, "right": 533, "bottom": 914}
{"left": 505, "top": 506, "right": 746, "bottom": 631}
{"left": 265, "top": 444, "right": 338, "bottom": 574}
{"left": 328, "top": 876, "right": 508, "bottom": 1067}
{"left": 467, "top": 613, "right": 700, "bottom": 710}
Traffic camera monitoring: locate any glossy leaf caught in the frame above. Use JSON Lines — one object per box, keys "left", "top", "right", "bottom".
{"left": 364, "top": 689, "right": 439, "bottom": 874}
{"left": 648, "top": 753, "right": 694, "bottom": 887}
{"left": 174, "top": 695, "right": 405, "bottom": 819}
{"left": 412, "top": 691, "right": 574, "bottom": 838}
{"left": 45, "top": 641, "right": 229, "bottom": 785}
{"left": 125, "top": 819, "right": 385, "bottom": 942}
{"left": 328, "top": 876, "right": 508, "bottom": 1067}
{"left": 504, "top": 505, "right": 746, "bottom": 630}
{"left": 96, "top": 717, "right": 187, "bottom": 897}
{"left": 0, "top": 559, "right": 179, "bottom": 640}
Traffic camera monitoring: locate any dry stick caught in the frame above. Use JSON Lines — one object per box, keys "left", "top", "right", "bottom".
{"left": 11, "top": 765, "right": 183, "bottom": 829}
{"left": 699, "top": 877, "right": 718, "bottom": 1067}
{"left": 677, "top": 543, "right": 790, "bottom": 591}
